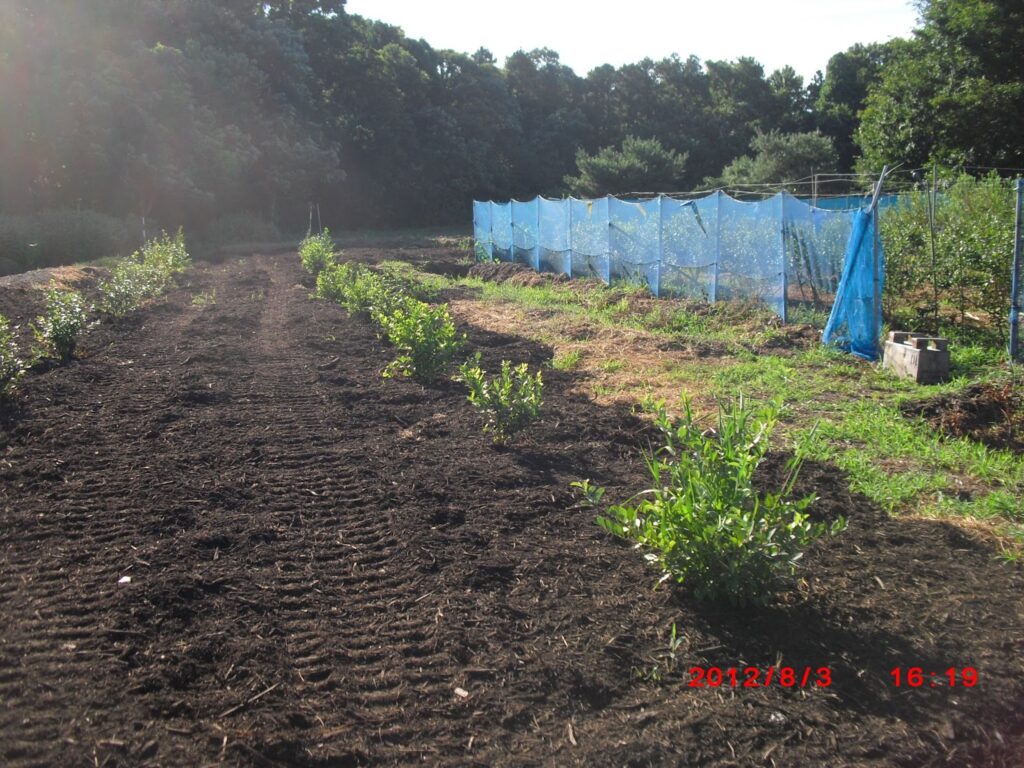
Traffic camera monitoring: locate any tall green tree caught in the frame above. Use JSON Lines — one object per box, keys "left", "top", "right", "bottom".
{"left": 857, "top": 0, "right": 1024, "bottom": 170}
{"left": 565, "top": 136, "right": 687, "bottom": 197}
{"left": 814, "top": 43, "right": 891, "bottom": 171}
{"left": 714, "top": 131, "right": 838, "bottom": 191}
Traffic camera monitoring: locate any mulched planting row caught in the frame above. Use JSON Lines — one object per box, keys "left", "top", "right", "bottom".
{"left": 1, "top": 252, "right": 1021, "bottom": 767}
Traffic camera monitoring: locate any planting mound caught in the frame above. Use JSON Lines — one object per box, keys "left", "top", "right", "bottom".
{"left": 902, "top": 380, "right": 1024, "bottom": 453}
{"left": 469, "top": 261, "right": 569, "bottom": 286}
{"left": 1, "top": 253, "right": 1022, "bottom": 767}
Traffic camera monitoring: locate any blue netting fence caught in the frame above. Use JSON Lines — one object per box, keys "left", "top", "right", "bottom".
{"left": 473, "top": 192, "right": 884, "bottom": 358}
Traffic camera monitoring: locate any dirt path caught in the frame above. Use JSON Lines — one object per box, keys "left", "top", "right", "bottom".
{"left": 1, "top": 253, "right": 1022, "bottom": 767}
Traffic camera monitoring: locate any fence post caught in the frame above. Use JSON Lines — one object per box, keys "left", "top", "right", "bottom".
{"left": 605, "top": 196, "right": 611, "bottom": 285}
{"left": 1011, "top": 178, "right": 1023, "bottom": 362}
{"left": 780, "top": 195, "right": 788, "bottom": 323}
{"left": 509, "top": 201, "right": 516, "bottom": 265}
{"left": 567, "top": 197, "right": 573, "bottom": 278}
{"left": 712, "top": 191, "right": 721, "bottom": 303}
{"left": 489, "top": 201, "right": 495, "bottom": 261}
{"left": 656, "top": 194, "right": 663, "bottom": 297}
{"left": 536, "top": 198, "right": 544, "bottom": 274}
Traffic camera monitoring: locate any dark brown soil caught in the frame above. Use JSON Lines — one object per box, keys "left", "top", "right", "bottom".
{"left": 1, "top": 253, "right": 1023, "bottom": 767}
{"left": 902, "top": 380, "right": 1024, "bottom": 453}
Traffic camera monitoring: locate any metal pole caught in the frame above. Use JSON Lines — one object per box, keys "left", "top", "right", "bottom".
{"left": 928, "top": 163, "right": 939, "bottom": 334}
{"left": 871, "top": 165, "right": 890, "bottom": 359}
{"left": 510, "top": 201, "right": 516, "bottom": 265}
{"left": 780, "top": 194, "right": 788, "bottom": 323}
{"left": 567, "top": 197, "right": 573, "bottom": 278}
{"left": 712, "top": 191, "right": 721, "bottom": 303}
{"left": 1010, "top": 178, "right": 1022, "bottom": 362}
{"left": 536, "top": 198, "right": 544, "bottom": 274}
{"left": 656, "top": 194, "right": 663, "bottom": 297}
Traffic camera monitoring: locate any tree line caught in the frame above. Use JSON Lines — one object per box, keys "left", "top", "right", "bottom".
{"left": 1, "top": 0, "right": 1021, "bottom": 236}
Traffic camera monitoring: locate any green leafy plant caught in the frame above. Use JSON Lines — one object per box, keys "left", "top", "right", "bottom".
{"left": 0, "top": 314, "right": 26, "bottom": 400}
{"left": 192, "top": 289, "right": 217, "bottom": 307}
{"left": 379, "top": 297, "right": 463, "bottom": 381}
{"left": 299, "top": 230, "right": 335, "bottom": 276}
{"left": 33, "top": 288, "right": 92, "bottom": 361}
{"left": 142, "top": 228, "right": 191, "bottom": 274}
{"left": 590, "top": 397, "right": 845, "bottom": 605}
{"left": 99, "top": 260, "right": 166, "bottom": 316}
{"left": 455, "top": 354, "right": 544, "bottom": 443}
{"left": 98, "top": 230, "right": 190, "bottom": 317}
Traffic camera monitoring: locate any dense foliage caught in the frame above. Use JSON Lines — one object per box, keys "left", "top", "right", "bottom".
{"left": 1, "top": 0, "right": 1019, "bottom": 254}
{"left": 0, "top": 1, "right": 902, "bottom": 236}
{"left": 588, "top": 399, "right": 845, "bottom": 605}
{"left": 309, "top": 257, "right": 463, "bottom": 381}
{"left": 299, "top": 231, "right": 336, "bottom": 277}
{"left": 858, "top": 0, "right": 1024, "bottom": 170}
{"left": 881, "top": 174, "right": 1017, "bottom": 340}
{"left": 99, "top": 230, "right": 192, "bottom": 317}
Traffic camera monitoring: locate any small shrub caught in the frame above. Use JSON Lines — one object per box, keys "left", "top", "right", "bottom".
{"left": 99, "top": 259, "right": 166, "bottom": 316}
{"left": 586, "top": 398, "right": 845, "bottom": 605}
{"left": 456, "top": 354, "right": 543, "bottom": 443}
{"left": 300, "top": 230, "right": 335, "bottom": 276}
{"left": 34, "top": 288, "right": 92, "bottom": 361}
{"left": 378, "top": 298, "right": 463, "bottom": 381}
{"left": 314, "top": 262, "right": 357, "bottom": 304}
{"left": 142, "top": 228, "right": 190, "bottom": 274}
{"left": 0, "top": 314, "right": 26, "bottom": 399}
{"left": 98, "top": 230, "right": 190, "bottom": 317}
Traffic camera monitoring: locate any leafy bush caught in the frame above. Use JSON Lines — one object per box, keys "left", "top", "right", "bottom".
{"left": 99, "top": 261, "right": 164, "bottom": 317}
{"left": 98, "top": 230, "right": 190, "bottom": 316}
{"left": 378, "top": 297, "right": 463, "bottom": 381}
{"left": 33, "top": 288, "right": 92, "bottom": 361}
{"left": 299, "top": 230, "right": 335, "bottom": 276}
{"left": 141, "top": 228, "right": 191, "bottom": 274}
{"left": 314, "top": 262, "right": 356, "bottom": 304}
{"left": 0, "top": 314, "right": 26, "bottom": 399}
{"left": 455, "top": 354, "right": 543, "bottom": 443}
{"left": 881, "top": 173, "right": 1015, "bottom": 341}
{"left": 587, "top": 398, "right": 845, "bottom": 605}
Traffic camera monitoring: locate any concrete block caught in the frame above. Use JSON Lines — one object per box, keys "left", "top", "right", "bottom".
{"left": 882, "top": 332, "right": 950, "bottom": 384}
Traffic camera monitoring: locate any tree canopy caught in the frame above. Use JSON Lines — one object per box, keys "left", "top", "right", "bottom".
{"left": 0, "top": 0, "right": 1019, "bottom": 233}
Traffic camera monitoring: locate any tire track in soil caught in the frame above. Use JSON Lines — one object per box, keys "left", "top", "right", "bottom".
{"left": 3, "top": 253, "right": 1023, "bottom": 767}
{"left": 0, "top": 255, "right": 473, "bottom": 766}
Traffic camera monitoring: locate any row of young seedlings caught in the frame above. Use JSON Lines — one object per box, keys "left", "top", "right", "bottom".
{"left": 0, "top": 231, "right": 191, "bottom": 403}
{"left": 300, "top": 231, "right": 542, "bottom": 443}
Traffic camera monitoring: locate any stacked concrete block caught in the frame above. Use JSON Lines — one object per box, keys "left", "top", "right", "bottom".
{"left": 882, "top": 332, "right": 951, "bottom": 384}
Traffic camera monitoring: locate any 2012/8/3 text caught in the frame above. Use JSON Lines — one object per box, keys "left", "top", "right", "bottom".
{"left": 688, "top": 666, "right": 832, "bottom": 688}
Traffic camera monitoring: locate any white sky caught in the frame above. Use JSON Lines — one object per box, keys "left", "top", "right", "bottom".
{"left": 343, "top": 0, "right": 920, "bottom": 81}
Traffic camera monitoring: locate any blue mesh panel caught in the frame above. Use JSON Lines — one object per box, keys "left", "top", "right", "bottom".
{"left": 570, "top": 197, "right": 610, "bottom": 282}
{"left": 491, "top": 202, "right": 512, "bottom": 262}
{"left": 511, "top": 198, "right": 539, "bottom": 269}
{"left": 823, "top": 208, "right": 882, "bottom": 359}
{"left": 472, "top": 201, "right": 492, "bottom": 261}
{"left": 472, "top": 193, "right": 882, "bottom": 345}
{"left": 717, "top": 193, "right": 784, "bottom": 317}
{"left": 662, "top": 195, "right": 717, "bottom": 300}
{"left": 782, "top": 193, "right": 853, "bottom": 314}
{"left": 538, "top": 197, "right": 570, "bottom": 275}
{"left": 609, "top": 197, "right": 660, "bottom": 293}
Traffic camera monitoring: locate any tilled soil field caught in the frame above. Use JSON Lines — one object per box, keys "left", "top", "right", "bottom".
{"left": 1, "top": 253, "right": 1022, "bottom": 767}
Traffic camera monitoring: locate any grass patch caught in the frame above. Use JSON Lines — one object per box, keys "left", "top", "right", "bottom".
{"left": 394, "top": 258, "right": 1024, "bottom": 546}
